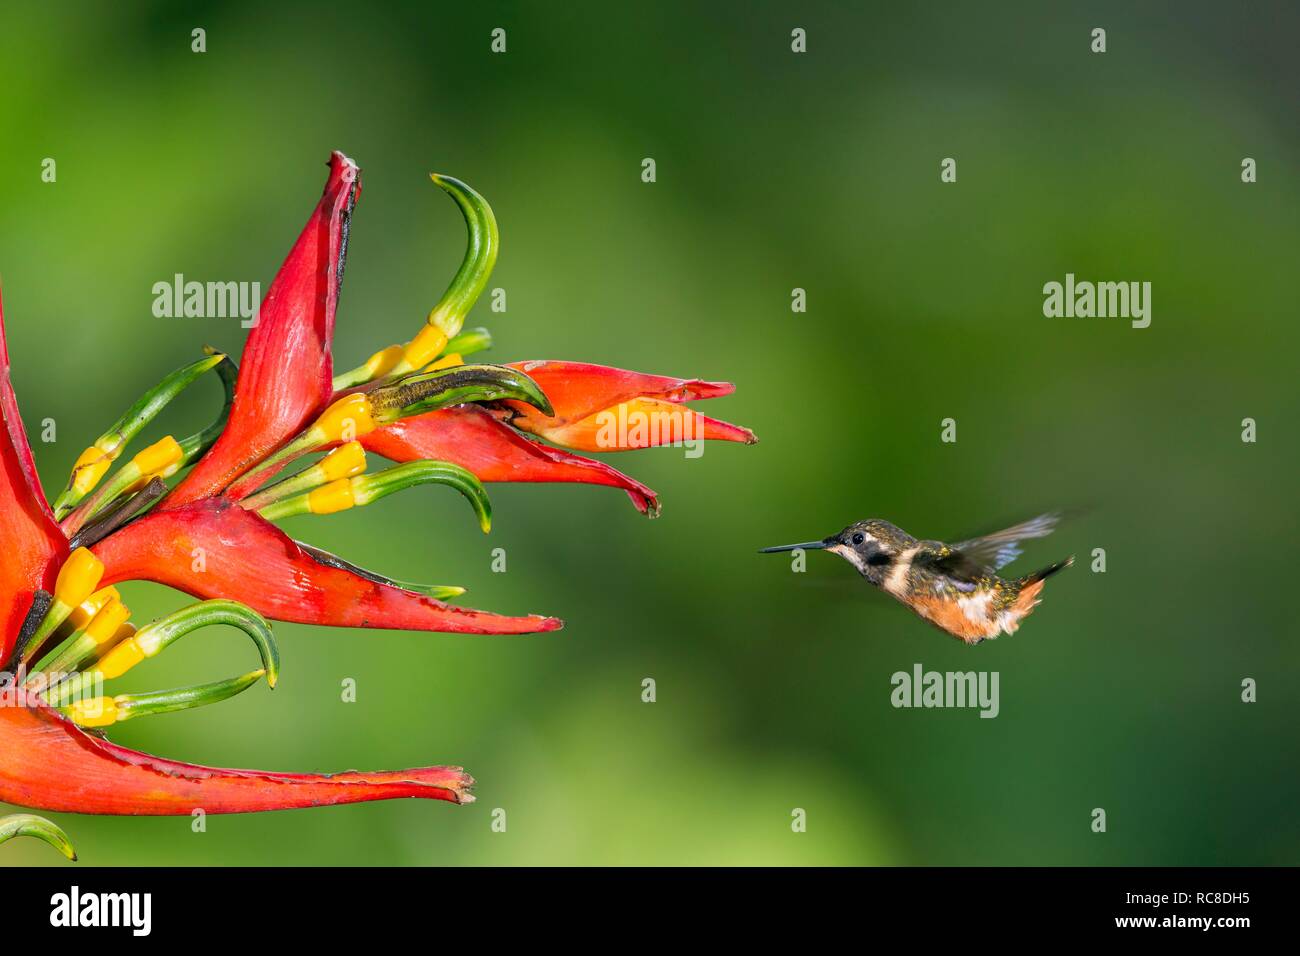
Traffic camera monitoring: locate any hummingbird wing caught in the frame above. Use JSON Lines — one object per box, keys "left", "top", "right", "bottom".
{"left": 948, "top": 512, "right": 1062, "bottom": 573}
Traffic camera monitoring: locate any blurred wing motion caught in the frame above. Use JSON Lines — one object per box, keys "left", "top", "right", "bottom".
{"left": 941, "top": 512, "right": 1062, "bottom": 577}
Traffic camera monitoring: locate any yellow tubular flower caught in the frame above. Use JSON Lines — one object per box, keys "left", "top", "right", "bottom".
{"left": 363, "top": 344, "right": 404, "bottom": 380}
{"left": 83, "top": 598, "right": 131, "bottom": 648}
{"left": 402, "top": 324, "right": 449, "bottom": 372}
{"left": 131, "top": 435, "right": 184, "bottom": 477}
{"left": 307, "top": 478, "right": 356, "bottom": 515}
{"left": 425, "top": 352, "right": 464, "bottom": 372}
{"left": 110, "top": 622, "right": 137, "bottom": 646}
{"left": 319, "top": 441, "right": 367, "bottom": 481}
{"left": 62, "top": 697, "right": 119, "bottom": 728}
{"left": 95, "top": 637, "right": 146, "bottom": 680}
{"left": 54, "top": 549, "right": 105, "bottom": 609}
{"left": 315, "top": 394, "right": 378, "bottom": 443}
{"left": 70, "top": 447, "right": 112, "bottom": 496}
{"left": 62, "top": 587, "right": 121, "bottom": 636}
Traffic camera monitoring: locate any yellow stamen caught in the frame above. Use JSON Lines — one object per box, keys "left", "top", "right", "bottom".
{"left": 70, "top": 447, "right": 112, "bottom": 496}
{"left": 319, "top": 441, "right": 367, "bottom": 481}
{"left": 63, "top": 586, "right": 121, "bottom": 635}
{"left": 63, "top": 696, "right": 119, "bottom": 728}
{"left": 403, "top": 324, "right": 449, "bottom": 371}
{"left": 131, "top": 435, "right": 183, "bottom": 477}
{"left": 83, "top": 598, "right": 131, "bottom": 647}
{"left": 54, "top": 549, "right": 105, "bottom": 609}
{"left": 96, "top": 636, "right": 145, "bottom": 680}
{"left": 363, "top": 344, "right": 404, "bottom": 380}
{"left": 306, "top": 478, "right": 356, "bottom": 515}
{"left": 425, "top": 352, "right": 464, "bottom": 372}
{"left": 314, "top": 394, "right": 377, "bottom": 443}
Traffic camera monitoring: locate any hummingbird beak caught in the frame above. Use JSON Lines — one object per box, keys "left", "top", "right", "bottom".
{"left": 758, "top": 540, "right": 829, "bottom": 554}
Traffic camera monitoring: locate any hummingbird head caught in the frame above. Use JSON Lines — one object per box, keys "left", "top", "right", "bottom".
{"left": 760, "top": 519, "right": 914, "bottom": 585}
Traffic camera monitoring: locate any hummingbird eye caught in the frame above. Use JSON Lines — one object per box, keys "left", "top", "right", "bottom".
{"left": 851, "top": 532, "right": 865, "bottom": 546}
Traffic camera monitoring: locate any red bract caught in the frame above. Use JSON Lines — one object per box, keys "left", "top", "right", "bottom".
{"left": 0, "top": 152, "right": 753, "bottom": 857}
{"left": 93, "top": 499, "right": 560, "bottom": 634}
{"left": 165, "top": 152, "right": 358, "bottom": 507}
{"left": 0, "top": 289, "right": 67, "bottom": 644}
{"left": 363, "top": 405, "right": 661, "bottom": 515}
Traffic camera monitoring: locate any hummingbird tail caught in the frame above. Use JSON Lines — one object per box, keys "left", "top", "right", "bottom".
{"left": 1020, "top": 555, "right": 1074, "bottom": 585}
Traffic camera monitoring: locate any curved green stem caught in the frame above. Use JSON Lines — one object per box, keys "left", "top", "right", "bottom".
{"left": 260, "top": 459, "right": 492, "bottom": 533}
{"left": 54, "top": 352, "right": 226, "bottom": 517}
{"left": 50, "top": 599, "right": 279, "bottom": 704}
{"left": 426, "top": 174, "right": 499, "bottom": 337}
{"left": 0, "top": 814, "right": 76, "bottom": 861}
{"left": 445, "top": 326, "right": 493, "bottom": 358}
{"left": 63, "top": 669, "right": 267, "bottom": 724}
{"left": 62, "top": 350, "right": 236, "bottom": 529}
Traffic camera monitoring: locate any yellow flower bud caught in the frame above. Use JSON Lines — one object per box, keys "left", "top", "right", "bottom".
{"left": 307, "top": 478, "right": 356, "bottom": 515}
{"left": 53, "top": 548, "right": 105, "bottom": 609}
{"left": 131, "top": 435, "right": 183, "bottom": 476}
{"left": 70, "top": 447, "right": 112, "bottom": 496}
{"left": 320, "top": 441, "right": 366, "bottom": 481}
{"left": 83, "top": 598, "right": 131, "bottom": 647}
{"left": 96, "top": 636, "right": 145, "bottom": 680}
{"left": 425, "top": 352, "right": 464, "bottom": 372}
{"left": 64, "top": 586, "right": 120, "bottom": 634}
{"left": 403, "top": 324, "right": 449, "bottom": 371}
{"left": 63, "top": 696, "right": 119, "bottom": 728}
{"left": 363, "top": 344, "right": 404, "bottom": 380}
{"left": 315, "top": 394, "right": 377, "bottom": 443}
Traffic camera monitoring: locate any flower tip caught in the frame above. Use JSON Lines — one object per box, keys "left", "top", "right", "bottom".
{"left": 448, "top": 773, "right": 476, "bottom": 805}
{"left": 694, "top": 379, "right": 738, "bottom": 399}
{"left": 330, "top": 150, "right": 359, "bottom": 179}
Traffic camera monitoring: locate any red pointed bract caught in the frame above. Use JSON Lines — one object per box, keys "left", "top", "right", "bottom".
{"left": 363, "top": 405, "right": 661, "bottom": 514}
{"left": 91, "top": 498, "right": 561, "bottom": 634}
{"left": 166, "top": 152, "right": 360, "bottom": 507}
{"left": 501, "top": 361, "right": 755, "bottom": 451}
{"left": 504, "top": 361, "right": 735, "bottom": 425}
{"left": 0, "top": 693, "right": 472, "bottom": 814}
{"left": 0, "top": 290, "right": 69, "bottom": 658}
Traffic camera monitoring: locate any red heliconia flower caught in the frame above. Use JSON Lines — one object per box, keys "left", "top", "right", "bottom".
{"left": 0, "top": 152, "right": 754, "bottom": 860}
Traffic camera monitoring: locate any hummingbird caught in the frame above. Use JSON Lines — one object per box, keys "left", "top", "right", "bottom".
{"left": 760, "top": 513, "right": 1073, "bottom": 644}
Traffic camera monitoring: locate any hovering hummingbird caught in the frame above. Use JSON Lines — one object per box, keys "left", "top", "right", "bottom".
{"left": 760, "top": 513, "right": 1073, "bottom": 644}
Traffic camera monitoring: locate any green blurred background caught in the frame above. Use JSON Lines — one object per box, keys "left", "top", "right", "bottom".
{"left": 1, "top": 1, "right": 1296, "bottom": 865}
